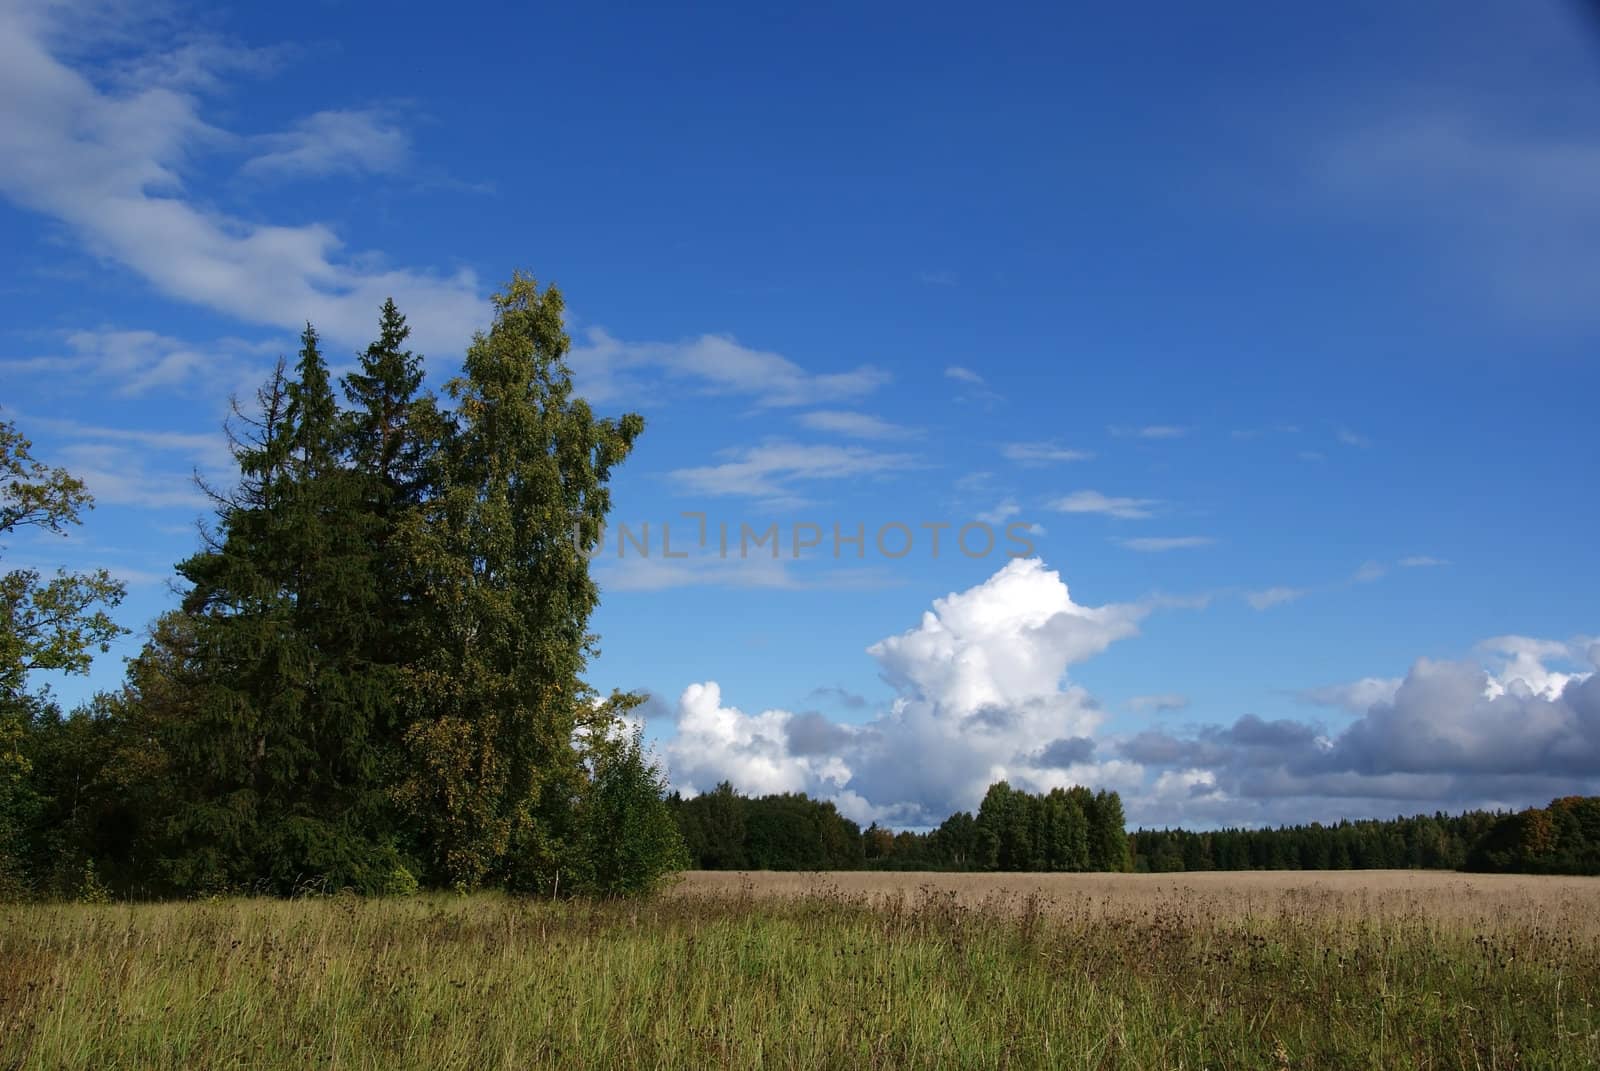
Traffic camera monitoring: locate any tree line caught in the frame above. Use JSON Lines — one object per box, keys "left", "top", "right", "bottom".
{"left": 671, "top": 780, "right": 1133, "bottom": 872}
{"left": 1132, "top": 796, "right": 1600, "bottom": 874}
{"left": 671, "top": 782, "right": 1600, "bottom": 877}
{"left": 1, "top": 275, "right": 686, "bottom": 900}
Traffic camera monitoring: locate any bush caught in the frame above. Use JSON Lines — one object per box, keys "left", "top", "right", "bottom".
{"left": 572, "top": 729, "right": 686, "bottom": 897}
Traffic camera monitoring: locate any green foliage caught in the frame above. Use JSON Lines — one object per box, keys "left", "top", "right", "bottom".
{"left": 1129, "top": 806, "right": 1524, "bottom": 873}
{"left": 161, "top": 327, "right": 399, "bottom": 895}
{"left": 0, "top": 416, "right": 127, "bottom": 695}
{"left": 568, "top": 724, "right": 686, "bottom": 897}
{"left": 392, "top": 275, "right": 642, "bottom": 891}
{"left": 1466, "top": 796, "right": 1600, "bottom": 875}
{"left": 0, "top": 417, "right": 126, "bottom": 895}
{"left": 0, "top": 277, "right": 669, "bottom": 902}
{"left": 671, "top": 785, "right": 865, "bottom": 871}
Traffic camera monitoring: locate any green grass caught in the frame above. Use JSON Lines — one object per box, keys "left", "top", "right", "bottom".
{"left": 2, "top": 885, "right": 1597, "bottom": 1069}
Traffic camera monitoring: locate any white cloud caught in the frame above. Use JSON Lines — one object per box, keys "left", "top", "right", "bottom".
{"left": 1111, "top": 425, "right": 1188, "bottom": 440}
{"left": 668, "top": 440, "right": 917, "bottom": 507}
{"left": 1119, "top": 536, "right": 1214, "bottom": 552}
{"left": 1353, "top": 561, "right": 1387, "bottom": 583}
{"left": 1295, "top": 677, "right": 1404, "bottom": 713}
{"left": 975, "top": 499, "right": 1021, "bottom": 526}
{"left": 241, "top": 108, "right": 410, "bottom": 180}
{"left": 1048, "top": 490, "right": 1156, "bottom": 520}
{"left": 568, "top": 328, "right": 888, "bottom": 408}
{"left": 23, "top": 414, "right": 233, "bottom": 512}
{"left": 594, "top": 553, "right": 897, "bottom": 593}
{"left": 2, "top": 328, "right": 275, "bottom": 397}
{"left": 666, "top": 682, "right": 826, "bottom": 798}
{"left": 1335, "top": 427, "right": 1372, "bottom": 448}
{"left": 1126, "top": 637, "right": 1600, "bottom": 826}
{"left": 0, "top": 3, "right": 484, "bottom": 355}
{"left": 1001, "top": 441, "right": 1094, "bottom": 465}
{"left": 662, "top": 558, "right": 1148, "bottom": 822}
{"left": 658, "top": 560, "right": 1600, "bottom": 829}
{"left": 1399, "top": 555, "right": 1450, "bottom": 568}
{"left": 55, "top": 442, "right": 211, "bottom": 510}
{"left": 1246, "top": 586, "right": 1306, "bottom": 610}
{"left": 796, "top": 410, "right": 916, "bottom": 440}
{"left": 1129, "top": 693, "right": 1190, "bottom": 714}
{"left": 944, "top": 366, "right": 984, "bottom": 384}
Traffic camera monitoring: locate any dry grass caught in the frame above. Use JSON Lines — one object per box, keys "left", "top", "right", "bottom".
{"left": 2, "top": 871, "right": 1597, "bottom": 1069}
{"left": 674, "top": 868, "right": 1600, "bottom": 932}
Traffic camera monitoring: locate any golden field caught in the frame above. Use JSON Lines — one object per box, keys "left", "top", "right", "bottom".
{"left": 3, "top": 870, "right": 1597, "bottom": 1069}
{"left": 674, "top": 868, "right": 1600, "bottom": 930}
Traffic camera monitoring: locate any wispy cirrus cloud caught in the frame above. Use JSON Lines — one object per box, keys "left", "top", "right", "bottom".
{"left": 1246, "top": 586, "right": 1307, "bottom": 610}
{"left": 0, "top": 2, "right": 485, "bottom": 355}
{"left": 1111, "top": 424, "right": 1188, "bottom": 440}
{"left": 568, "top": 328, "right": 888, "bottom": 408}
{"left": 797, "top": 410, "right": 918, "bottom": 440}
{"left": 2, "top": 328, "right": 278, "bottom": 397}
{"left": 668, "top": 441, "right": 917, "bottom": 507}
{"left": 1129, "top": 693, "right": 1190, "bottom": 714}
{"left": 241, "top": 108, "right": 410, "bottom": 180}
{"left": 1048, "top": 490, "right": 1156, "bottom": 520}
{"left": 1118, "top": 536, "right": 1214, "bottom": 553}
{"left": 1002, "top": 441, "right": 1094, "bottom": 465}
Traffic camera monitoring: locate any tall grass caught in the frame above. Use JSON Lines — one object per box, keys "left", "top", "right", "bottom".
{"left": 3, "top": 877, "right": 1597, "bottom": 1069}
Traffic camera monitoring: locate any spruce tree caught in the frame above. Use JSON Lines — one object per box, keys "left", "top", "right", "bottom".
{"left": 164, "top": 328, "right": 397, "bottom": 894}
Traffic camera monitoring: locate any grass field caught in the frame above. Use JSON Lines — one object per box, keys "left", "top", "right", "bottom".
{"left": 3, "top": 870, "right": 1597, "bottom": 1069}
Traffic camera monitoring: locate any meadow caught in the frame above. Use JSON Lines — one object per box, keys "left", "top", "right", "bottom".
{"left": 3, "top": 871, "right": 1597, "bottom": 1070}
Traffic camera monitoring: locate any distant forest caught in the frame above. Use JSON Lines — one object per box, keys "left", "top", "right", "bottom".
{"left": 672, "top": 784, "right": 1600, "bottom": 877}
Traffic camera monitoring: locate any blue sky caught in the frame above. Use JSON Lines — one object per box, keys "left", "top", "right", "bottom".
{"left": 3, "top": 0, "right": 1597, "bottom": 829}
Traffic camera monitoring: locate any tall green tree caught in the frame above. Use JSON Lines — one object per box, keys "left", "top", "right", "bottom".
{"left": 398, "top": 273, "right": 643, "bottom": 890}
{"left": 164, "top": 328, "right": 397, "bottom": 894}
{"left": 342, "top": 298, "right": 436, "bottom": 499}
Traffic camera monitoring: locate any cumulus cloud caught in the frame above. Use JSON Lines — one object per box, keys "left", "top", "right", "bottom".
{"left": 655, "top": 556, "right": 1598, "bottom": 830}
{"left": 663, "top": 558, "right": 1147, "bottom": 824}
{"left": 1127, "top": 638, "right": 1600, "bottom": 827}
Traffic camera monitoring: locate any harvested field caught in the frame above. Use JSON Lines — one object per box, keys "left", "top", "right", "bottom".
{"left": 672, "top": 868, "right": 1600, "bottom": 930}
